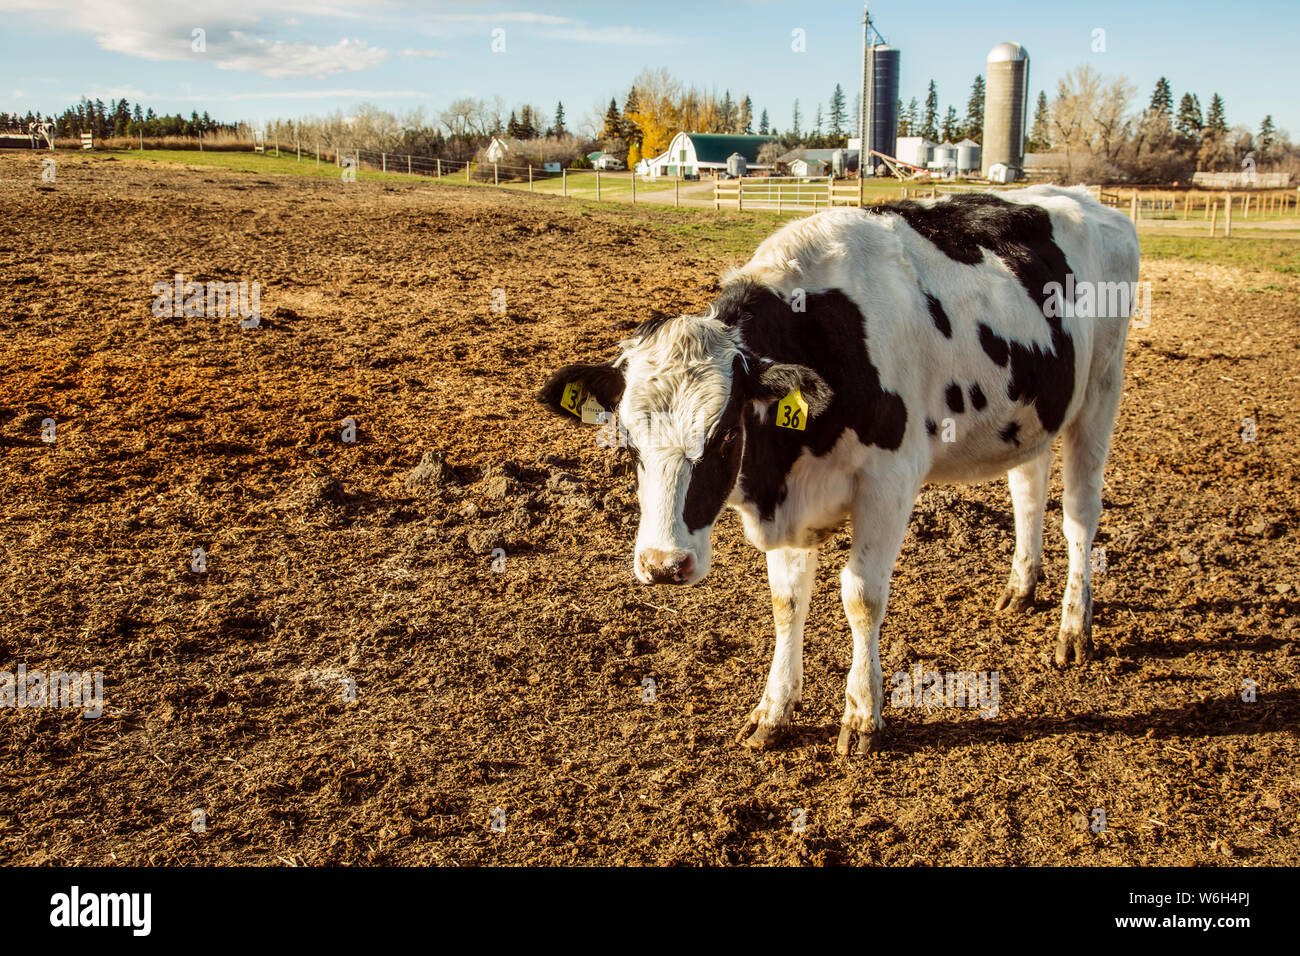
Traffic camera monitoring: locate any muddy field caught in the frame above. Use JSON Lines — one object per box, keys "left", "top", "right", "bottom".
{"left": 1, "top": 152, "right": 1297, "bottom": 866}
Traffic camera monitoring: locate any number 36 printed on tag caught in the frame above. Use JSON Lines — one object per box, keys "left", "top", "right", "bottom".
{"left": 776, "top": 389, "right": 808, "bottom": 431}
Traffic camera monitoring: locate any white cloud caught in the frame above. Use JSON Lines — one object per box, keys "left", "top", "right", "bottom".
{"left": 216, "top": 33, "right": 387, "bottom": 78}
{"left": 399, "top": 48, "right": 450, "bottom": 59}
{"left": 0, "top": 0, "right": 395, "bottom": 78}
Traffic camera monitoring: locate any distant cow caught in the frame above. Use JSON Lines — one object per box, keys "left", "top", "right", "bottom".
{"left": 541, "top": 186, "right": 1139, "bottom": 754}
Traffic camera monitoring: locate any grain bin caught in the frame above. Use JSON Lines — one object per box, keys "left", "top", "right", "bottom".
{"left": 981, "top": 41, "right": 1029, "bottom": 179}
{"left": 955, "top": 138, "right": 981, "bottom": 173}
{"left": 726, "top": 152, "right": 747, "bottom": 178}
{"left": 861, "top": 43, "right": 900, "bottom": 174}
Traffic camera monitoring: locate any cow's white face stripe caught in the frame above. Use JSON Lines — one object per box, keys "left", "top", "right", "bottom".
{"left": 618, "top": 314, "right": 743, "bottom": 584}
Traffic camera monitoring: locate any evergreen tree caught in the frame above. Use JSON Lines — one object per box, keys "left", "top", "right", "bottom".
{"left": 1205, "top": 93, "right": 1228, "bottom": 137}
{"left": 621, "top": 88, "right": 640, "bottom": 145}
{"left": 829, "top": 83, "right": 846, "bottom": 137}
{"left": 1174, "top": 93, "right": 1202, "bottom": 148}
{"left": 1259, "top": 114, "right": 1275, "bottom": 156}
{"left": 1149, "top": 76, "right": 1173, "bottom": 117}
{"left": 740, "top": 95, "right": 753, "bottom": 134}
{"left": 507, "top": 110, "right": 521, "bottom": 139}
{"left": 1027, "top": 90, "right": 1051, "bottom": 152}
{"left": 758, "top": 108, "right": 769, "bottom": 135}
{"left": 921, "top": 81, "right": 938, "bottom": 140}
{"left": 963, "top": 75, "right": 985, "bottom": 141}
{"left": 941, "top": 105, "right": 959, "bottom": 142}
{"left": 553, "top": 101, "right": 566, "bottom": 137}
{"left": 721, "top": 90, "right": 735, "bottom": 132}
{"left": 602, "top": 97, "right": 621, "bottom": 141}
{"left": 791, "top": 99, "right": 802, "bottom": 139}
{"left": 901, "top": 97, "right": 919, "bottom": 137}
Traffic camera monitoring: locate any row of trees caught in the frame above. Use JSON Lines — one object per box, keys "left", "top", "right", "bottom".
{"left": 1, "top": 98, "right": 236, "bottom": 140}
{"left": 1023, "top": 67, "right": 1294, "bottom": 182}
{"left": 896, "top": 76, "right": 987, "bottom": 144}
{"left": 7, "top": 69, "right": 1293, "bottom": 184}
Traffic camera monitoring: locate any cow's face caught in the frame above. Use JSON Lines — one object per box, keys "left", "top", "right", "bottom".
{"left": 540, "top": 315, "right": 831, "bottom": 587}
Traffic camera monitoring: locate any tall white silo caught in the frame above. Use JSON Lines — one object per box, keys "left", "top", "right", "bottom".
{"left": 981, "top": 41, "right": 1030, "bottom": 179}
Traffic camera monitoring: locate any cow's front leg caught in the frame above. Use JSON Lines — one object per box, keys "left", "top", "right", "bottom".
{"left": 737, "top": 546, "right": 817, "bottom": 750}
{"left": 996, "top": 448, "right": 1051, "bottom": 614}
{"left": 838, "top": 475, "right": 918, "bottom": 755}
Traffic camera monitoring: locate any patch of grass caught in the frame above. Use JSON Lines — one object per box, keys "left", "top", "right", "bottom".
{"left": 1140, "top": 235, "right": 1300, "bottom": 274}
{"left": 115, "top": 147, "right": 424, "bottom": 184}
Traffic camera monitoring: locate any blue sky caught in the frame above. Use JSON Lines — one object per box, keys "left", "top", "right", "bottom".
{"left": 1, "top": 0, "right": 1295, "bottom": 139}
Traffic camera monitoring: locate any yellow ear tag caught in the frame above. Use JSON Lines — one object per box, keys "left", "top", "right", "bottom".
{"left": 560, "top": 381, "right": 584, "bottom": 417}
{"left": 580, "top": 394, "right": 606, "bottom": 425}
{"left": 776, "top": 389, "right": 809, "bottom": 431}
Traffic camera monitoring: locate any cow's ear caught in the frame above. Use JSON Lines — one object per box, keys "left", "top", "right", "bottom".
{"left": 745, "top": 361, "right": 833, "bottom": 418}
{"left": 538, "top": 362, "right": 626, "bottom": 421}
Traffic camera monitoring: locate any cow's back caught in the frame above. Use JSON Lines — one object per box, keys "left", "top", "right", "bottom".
{"left": 732, "top": 188, "right": 1138, "bottom": 483}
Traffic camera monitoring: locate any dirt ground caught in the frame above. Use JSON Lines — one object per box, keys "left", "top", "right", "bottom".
{"left": 1, "top": 152, "right": 1297, "bottom": 866}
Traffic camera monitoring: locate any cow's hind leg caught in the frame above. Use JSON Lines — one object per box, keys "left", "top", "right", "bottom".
{"left": 838, "top": 473, "right": 919, "bottom": 755}
{"left": 737, "top": 546, "right": 817, "bottom": 750}
{"left": 1057, "top": 356, "right": 1124, "bottom": 666}
{"left": 996, "top": 448, "right": 1051, "bottom": 614}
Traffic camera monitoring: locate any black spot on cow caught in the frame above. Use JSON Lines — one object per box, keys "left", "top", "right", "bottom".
{"left": 978, "top": 323, "right": 1009, "bottom": 367}
{"left": 681, "top": 357, "right": 746, "bottom": 532}
{"left": 1000, "top": 421, "right": 1021, "bottom": 446}
{"left": 714, "top": 281, "right": 907, "bottom": 522}
{"left": 871, "top": 193, "right": 1077, "bottom": 434}
{"left": 925, "top": 292, "right": 951, "bottom": 338}
{"left": 969, "top": 383, "right": 987, "bottom": 410}
{"left": 925, "top": 418, "right": 937, "bottom": 437}
{"left": 945, "top": 383, "right": 965, "bottom": 413}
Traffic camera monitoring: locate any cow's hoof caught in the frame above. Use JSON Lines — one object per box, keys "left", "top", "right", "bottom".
{"left": 995, "top": 584, "right": 1035, "bottom": 614}
{"left": 1054, "top": 628, "right": 1093, "bottom": 667}
{"left": 835, "top": 724, "right": 882, "bottom": 756}
{"left": 736, "top": 720, "right": 789, "bottom": 750}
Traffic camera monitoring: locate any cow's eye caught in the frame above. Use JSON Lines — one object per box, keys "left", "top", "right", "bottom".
{"left": 723, "top": 425, "right": 741, "bottom": 442}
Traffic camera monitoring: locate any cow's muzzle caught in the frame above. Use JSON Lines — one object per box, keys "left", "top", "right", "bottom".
{"left": 637, "top": 549, "right": 697, "bottom": 586}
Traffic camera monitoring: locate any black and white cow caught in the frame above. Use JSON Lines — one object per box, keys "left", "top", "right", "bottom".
{"left": 540, "top": 185, "right": 1139, "bottom": 755}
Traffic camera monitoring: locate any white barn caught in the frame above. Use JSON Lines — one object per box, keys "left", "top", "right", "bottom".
{"left": 642, "top": 132, "right": 776, "bottom": 179}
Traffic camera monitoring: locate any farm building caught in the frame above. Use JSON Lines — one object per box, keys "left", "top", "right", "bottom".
{"left": 484, "top": 136, "right": 523, "bottom": 164}
{"left": 642, "top": 132, "right": 776, "bottom": 179}
{"left": 1023, "top": 152, "right": 1071, "bottom": 180}
{"left": 790, "top": 158, "right": 827, "bottom": 177}
{"left": 776, "top": 147, "right": 860, "bottom": 177}
{"left": 587, "top": 151, "right": 625, "bottom": 170}
{"left": 894, "top": 137, "right": 936, "bottom": 168}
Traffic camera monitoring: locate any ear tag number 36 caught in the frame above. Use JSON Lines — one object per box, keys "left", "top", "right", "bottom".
{"left": 776, "top": 389, "right": 808, "bottom": 431}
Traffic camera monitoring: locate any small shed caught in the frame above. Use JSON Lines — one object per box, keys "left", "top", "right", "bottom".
{"left": 790, "top": 158, "right": 828, "bottom": 177}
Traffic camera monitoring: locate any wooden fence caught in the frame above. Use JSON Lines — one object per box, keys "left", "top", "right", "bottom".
{"left": 1098, "top": 188, "right": 1300, "bottom": 236}
{"left": 714, "top": 176, "right": 862, "bottom": 211}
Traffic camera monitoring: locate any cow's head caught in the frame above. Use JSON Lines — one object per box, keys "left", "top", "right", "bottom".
{"left": 539, "top": 287, "right": 832, "bottom": 586}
